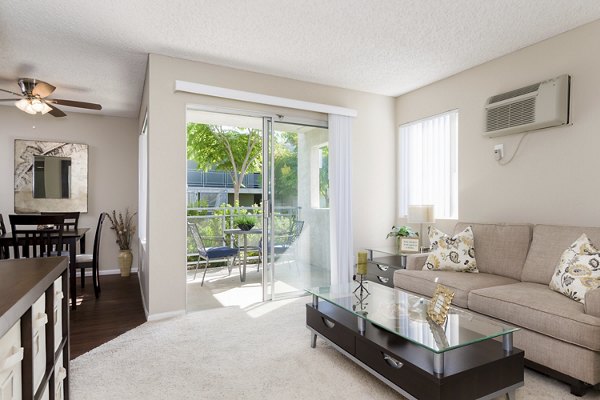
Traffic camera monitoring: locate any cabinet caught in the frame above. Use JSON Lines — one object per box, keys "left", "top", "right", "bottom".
{"left": 0, "top": 257, "right": 69, "bottom": 400}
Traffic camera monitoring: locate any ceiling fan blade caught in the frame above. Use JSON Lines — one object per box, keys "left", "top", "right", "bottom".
{"left": 32, "top": 81, "right": 56, "bottom": 98}
{"left": 0, "top": 99, "right": 20, "bottom": 101}
{"left": 47, "top": 103, "right": 66, "bottom": 118}
{"left": 48, "top": 99, "right": 102, "bottom": 110}
{"left": 0, "top": 88, "right": 23, "bottom": 97}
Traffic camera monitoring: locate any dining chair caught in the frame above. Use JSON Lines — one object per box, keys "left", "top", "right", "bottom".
{"left": 0, "top": 214, "right": 9, "bottom": 259}
{"left": 188, "top": 222, "right": 239, "bottom": 286}
{"left": 9, "top": 214, "right": 66, "bottom": 259}
{"left": 41, "top": 212, "right": 80, "bottom": 231}
{"left": 75, "top": 213, "right": 106, "bottom": 298}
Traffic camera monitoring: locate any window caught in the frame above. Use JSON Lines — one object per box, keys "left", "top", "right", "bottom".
{"left": 398, "top": 110, "right": 458, "bottom": 219}
{"left": 311, "top": 143, "right": 329, "bottom": 208}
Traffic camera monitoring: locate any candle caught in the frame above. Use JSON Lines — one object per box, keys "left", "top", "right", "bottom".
{"left": 357, "top": 251, "right": 368, "bottom": 275}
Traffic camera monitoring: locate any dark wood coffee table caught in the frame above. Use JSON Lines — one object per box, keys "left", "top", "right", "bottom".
{"left": 306, "top": 284, "right": 524, "bottom": 400}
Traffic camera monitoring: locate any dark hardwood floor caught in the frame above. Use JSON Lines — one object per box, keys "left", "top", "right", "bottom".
{"left": 70, "top": 273, "right": 146, "bottom": 359}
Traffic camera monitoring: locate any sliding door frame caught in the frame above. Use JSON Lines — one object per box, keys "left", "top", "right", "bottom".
{"left": 186, "top": 103, "right": 328, "bottom": 302}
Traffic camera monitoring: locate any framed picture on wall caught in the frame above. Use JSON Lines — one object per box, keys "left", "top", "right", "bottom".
{"left": 14, "top": 139, "right": 88, "bottom": 213}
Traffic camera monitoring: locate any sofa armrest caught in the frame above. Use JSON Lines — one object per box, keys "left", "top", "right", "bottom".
{"left": 584, "top": 289, "right": 600, "bottom": 318}
{"left": 405, "top": 253, "right": 429, "bottom": 270}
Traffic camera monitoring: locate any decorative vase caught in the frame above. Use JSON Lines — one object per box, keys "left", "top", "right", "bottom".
{"left": 118, "top": 249, "right": 133, "bottom": 277}
{"left": 396, "top": 236, "right": 402, "bottom": 254}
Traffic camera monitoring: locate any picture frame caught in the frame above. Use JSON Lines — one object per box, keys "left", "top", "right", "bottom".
{"left": 399, "top": 237, "right": 420, "bottom": 253}
{"left": 14, "top": 139, "right": 89, "bottom": 213}
{"left": 427, "top": 284, "right": 455, "bottom": 326}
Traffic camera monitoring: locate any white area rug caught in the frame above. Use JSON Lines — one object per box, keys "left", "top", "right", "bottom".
{"left": 71, "top": 297, "right": 600, "bottom": 400}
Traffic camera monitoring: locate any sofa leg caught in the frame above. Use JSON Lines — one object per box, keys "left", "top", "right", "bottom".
{"left": 570, "top": 381, "right": 588, "bottom": 397}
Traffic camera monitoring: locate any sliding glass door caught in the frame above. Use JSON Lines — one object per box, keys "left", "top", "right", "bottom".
{"left": 185, "top": 107, "right": 330, "bottom": 305}
{"left": 263, "top": 120, "right": 331, "bottom": 300}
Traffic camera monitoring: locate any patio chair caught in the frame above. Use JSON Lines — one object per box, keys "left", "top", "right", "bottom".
{"left": 188, "top": 222, "right": 239, "bottom": 286}
{"left": 259, "top": 220, "right": 304, "bottom": 267}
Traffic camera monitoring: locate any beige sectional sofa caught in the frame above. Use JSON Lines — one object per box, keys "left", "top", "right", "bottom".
{"left": 393, "top": 222, "right": 600, "bottom": 396}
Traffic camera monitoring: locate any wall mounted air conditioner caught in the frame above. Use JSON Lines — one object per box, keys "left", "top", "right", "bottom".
{"left": 484, "top": 74, "right": 570, "bottom": 138}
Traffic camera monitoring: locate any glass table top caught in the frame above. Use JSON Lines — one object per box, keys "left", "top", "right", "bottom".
{"left": 363, "top": 246, "right": 400, "bottom": 256}
{"left": 306, "top": 283, "right": 518, "bottom": 354}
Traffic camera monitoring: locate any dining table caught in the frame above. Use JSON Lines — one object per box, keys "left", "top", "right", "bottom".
{"left": 224, "top": 228, "right": 262, "bottom": 282}
{"left": 0, "top": 228, "right": 89, "bottom": 309}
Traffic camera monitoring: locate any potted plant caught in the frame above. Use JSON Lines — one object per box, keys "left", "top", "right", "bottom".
{"left": 386, "top": 225, "right": 418, "bottom": 253}
{"left": 234, "top": 215, "right": 256, "bottom": 231}
{"left": 107, "top": 209, "right": 137, "bottom": 277}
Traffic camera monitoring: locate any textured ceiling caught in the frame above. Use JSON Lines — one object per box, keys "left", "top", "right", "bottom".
{"left": 1, "top": 1, "right": 600, "bottom": 118}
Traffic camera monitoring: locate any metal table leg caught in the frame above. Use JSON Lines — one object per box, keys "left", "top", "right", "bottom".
{"left": 503, "top": 332, "right": 513, "bottom": 353}
{"left": 242, "top": 234, "right": 247, "bottom": 282}
{"left": 433, "top": 353, "right": 444, "bottom": 375}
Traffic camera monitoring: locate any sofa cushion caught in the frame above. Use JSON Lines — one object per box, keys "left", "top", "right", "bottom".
{"left": 549, "top": 234, "right": 600, "bottom": 304}
{"left": 393, "top": 269, "right": 518, "bottom": 308}
{"left": 468, "top": 282, "right": 600, "bottom": 351}
{"left": 521, "top": 224, "right": 600, "bottom": 284}
{"left": 423, "top": 226, "right": 478, "bottom": 273}
{"left": 454, "top": 222, "right": 531, "bottom": 280}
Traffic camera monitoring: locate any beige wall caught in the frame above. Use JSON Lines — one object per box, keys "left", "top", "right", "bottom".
{"left": 396, "top": 20, "right": 600, "bottom": 233}
{"left": 145, "top": 54, "right": 396, "bottom": 317}
{"left": 0, "top": 107, "right": 139, "bottom": 271}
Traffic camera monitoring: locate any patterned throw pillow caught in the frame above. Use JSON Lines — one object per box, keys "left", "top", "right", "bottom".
{"left": 422, "top": 226, "right": 478, "bottom": 273}
{"left": 549, "top": 234, "right": 600, "bottom": 304}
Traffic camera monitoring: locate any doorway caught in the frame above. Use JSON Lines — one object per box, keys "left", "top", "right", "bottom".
{"left": 185, "top": 108, "right": 331, "bottom": 311}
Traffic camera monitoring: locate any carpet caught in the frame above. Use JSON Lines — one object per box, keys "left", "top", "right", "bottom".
{"left": 71, "top": 297, "right": 600, "bottom": 399}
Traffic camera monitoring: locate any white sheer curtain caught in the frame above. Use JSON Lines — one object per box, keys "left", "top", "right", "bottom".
{"left": 329, "top": 114, "right": 354, "bottom": 288}
{"left": 399, "top": 110, "right": 458, "bottom": 219}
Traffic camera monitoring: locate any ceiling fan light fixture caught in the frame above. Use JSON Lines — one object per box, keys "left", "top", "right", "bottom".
{"left": 30, "top": 98, "right": 45, "bottom": 113}
{"left": 15, "top": 98, "right": 36, "bottom": 114}
{"left": 40, "top": 102, "right": 53, "bottom": 115}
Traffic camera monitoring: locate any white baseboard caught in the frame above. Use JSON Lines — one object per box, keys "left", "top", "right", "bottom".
{"left": 76, "top": 268, "right": 139, "bottom": 277}
{"left": 147, "top": 310, "right": 185, "bottom": 322}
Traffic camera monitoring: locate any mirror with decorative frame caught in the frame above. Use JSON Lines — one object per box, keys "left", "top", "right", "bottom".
{"left": 14, "top": 139, "right": 88, "bottom": 213}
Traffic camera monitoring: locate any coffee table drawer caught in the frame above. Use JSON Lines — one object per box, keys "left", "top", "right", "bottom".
{"left": 355, "top": 338, "right": 435, "bottom": 400}
{"left": 306, "top": 307, "right": 355, "bottom": 354}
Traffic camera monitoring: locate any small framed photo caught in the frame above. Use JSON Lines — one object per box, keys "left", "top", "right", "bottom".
{"left": 400, "top": 237, "right": 420, "bottom": 253}
{"left": 427, "top": 284, "right": 455, "bottom": 326}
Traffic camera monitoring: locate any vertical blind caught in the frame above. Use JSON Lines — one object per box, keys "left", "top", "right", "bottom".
{"left": 399, "top": 110, "right": 458, "bottom": 219}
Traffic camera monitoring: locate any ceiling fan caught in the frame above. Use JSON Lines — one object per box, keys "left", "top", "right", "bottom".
{"left": 0, "top": 78, "right": 102, "bottom": 117}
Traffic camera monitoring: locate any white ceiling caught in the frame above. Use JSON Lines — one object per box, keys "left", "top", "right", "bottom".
{"left": 1, "top": 1, "right": 600, "bottom": 118}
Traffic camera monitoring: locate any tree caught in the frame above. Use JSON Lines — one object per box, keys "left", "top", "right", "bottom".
{"left": 319, "top": 145, "right": 329, "bottom": 207}
{"left": 187, "top": 123, "right": 262, "bottom": 205}
{"left": 273, "top": 131, "right": 298, "bottom": 205}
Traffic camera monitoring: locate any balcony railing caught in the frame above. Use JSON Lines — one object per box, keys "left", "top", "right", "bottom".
{"left": 186, "top": 206, "right": 300, "bottom": 265}
{"left": 187, "top": 169, "right": 261, "bottom": 189}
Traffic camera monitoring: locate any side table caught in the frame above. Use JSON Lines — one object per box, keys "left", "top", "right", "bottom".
{"left": 363, "top": 247, "right": 429, "bottom": 288}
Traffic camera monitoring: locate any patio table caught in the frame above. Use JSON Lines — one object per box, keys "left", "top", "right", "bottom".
{"left": 224, "top": 228, "right": 262, "bottom": 282}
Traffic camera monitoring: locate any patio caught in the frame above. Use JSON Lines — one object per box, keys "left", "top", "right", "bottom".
{"left": 186, "top": 258, "right": 329, "bottom": 312}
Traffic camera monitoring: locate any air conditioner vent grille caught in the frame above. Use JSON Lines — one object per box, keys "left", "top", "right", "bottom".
{"left": 486, "top": 98, "right": 536, "bottom": 132}
{"left": 489, "top": 83, "right": 540, "bottom": 104}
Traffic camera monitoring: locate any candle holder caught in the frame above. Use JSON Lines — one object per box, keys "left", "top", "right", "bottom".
{"left": 353, "top": 285, "right": 370, "bottom": 313}
{"left": 353, "top": 273, "right": 370, "bottom": 296}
